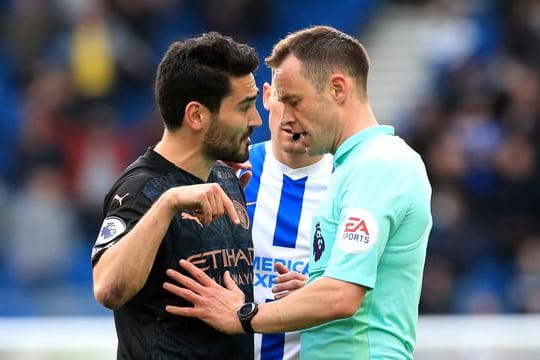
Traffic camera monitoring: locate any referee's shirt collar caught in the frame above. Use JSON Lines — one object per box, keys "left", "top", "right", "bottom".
{"left": 333, "top": 125, "right": 395, "bottom": 167}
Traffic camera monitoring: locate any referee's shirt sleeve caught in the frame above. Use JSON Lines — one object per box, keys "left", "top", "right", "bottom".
{"left": 324, "top": 156, "right": 409, "bottom": 288}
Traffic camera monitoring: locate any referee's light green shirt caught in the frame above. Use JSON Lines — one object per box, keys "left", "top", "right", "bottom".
{"left": 301, "top": 125, "right": 432, "bottom": 360}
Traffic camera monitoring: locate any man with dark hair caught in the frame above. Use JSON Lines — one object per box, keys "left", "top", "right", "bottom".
{"left": 91, "top": 32, "right": 262, "bottom": 359}
{"left": 163, "top": 26, "right": 432, "bottom": 360}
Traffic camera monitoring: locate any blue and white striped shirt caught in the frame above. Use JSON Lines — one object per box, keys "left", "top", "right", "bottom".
{"left": 244, "top": 141, "right": 333, "bottom": 360}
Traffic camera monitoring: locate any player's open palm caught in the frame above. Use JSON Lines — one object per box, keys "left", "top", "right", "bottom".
{"left": 164, "top": 260, "right": 245, "bottom": 334}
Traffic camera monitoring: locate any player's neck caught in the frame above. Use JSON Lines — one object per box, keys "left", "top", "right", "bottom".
{"left": 154, "top": 131, "right": 214, "bottom": 181}
{"left": 334, "top": 102, "right": 378, "bottom": 153}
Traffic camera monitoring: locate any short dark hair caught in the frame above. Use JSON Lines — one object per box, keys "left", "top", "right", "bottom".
{"left": 265, "top": 26, "right": 370, "bottom": 94}
{"left": 155, "top": 32, "right": 259, "bottom": 130}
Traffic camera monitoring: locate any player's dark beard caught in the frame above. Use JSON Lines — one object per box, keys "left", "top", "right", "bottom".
{"left": 203, "top": 115, "right": 251, "bottom": 163}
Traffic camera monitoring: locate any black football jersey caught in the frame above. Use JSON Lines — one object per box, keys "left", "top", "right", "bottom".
{"left": 92, "top": 148, "right": 253, "bottom": 359}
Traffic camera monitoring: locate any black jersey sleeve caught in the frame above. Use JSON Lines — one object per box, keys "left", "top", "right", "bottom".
{"left": 91, "top": 172, "right": 154, "bottom": 266}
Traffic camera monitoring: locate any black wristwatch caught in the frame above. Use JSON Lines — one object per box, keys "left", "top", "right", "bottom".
{"left": 237, "top": 302, "right": 259, "bottom": 333}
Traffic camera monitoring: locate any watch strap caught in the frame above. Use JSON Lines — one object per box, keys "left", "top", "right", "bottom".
{"left": 240, "top": 317, "right": 255, "bottom": 334}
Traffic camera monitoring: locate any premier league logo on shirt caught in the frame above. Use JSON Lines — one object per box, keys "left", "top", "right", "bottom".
{"left": 313, "top": 222, "right": 325, "bottom": 261}
{"left": 96, "top": 216, "right": 127, "bottom": 246}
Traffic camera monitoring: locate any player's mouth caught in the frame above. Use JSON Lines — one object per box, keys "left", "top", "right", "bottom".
{"left": 291, "top": 131, "right": 307, "bottom": 141}
{"left": 282, "top": 127, "right": 306, "bottom": 140}
{"left": 243, "top": 129, "right": 254, "bottom": 145}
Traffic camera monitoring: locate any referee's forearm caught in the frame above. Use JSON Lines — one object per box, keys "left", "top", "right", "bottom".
{"left": 251, "top": 276, "right": 365, "bottom": 333}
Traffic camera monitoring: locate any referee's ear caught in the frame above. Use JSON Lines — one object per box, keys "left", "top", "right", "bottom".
{"left": 262, "top": 82, "right": 272, "bottom": 111}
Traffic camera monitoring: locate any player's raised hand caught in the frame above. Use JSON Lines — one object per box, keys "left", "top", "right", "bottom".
{"left": 272, "top": 263, "right": 307, "bottom": 300}
{"left": 165, "top": 183, "right": 239, "bottom": 225}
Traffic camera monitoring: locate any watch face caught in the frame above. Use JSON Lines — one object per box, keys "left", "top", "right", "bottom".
{"left": 238, "top": 303, "right": 257, "bottom": 319}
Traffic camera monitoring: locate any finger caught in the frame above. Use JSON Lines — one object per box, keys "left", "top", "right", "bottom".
{"left": 238, "top": 160, "right": 252, "bottom": 170}
{"left": 239, "top": 171, "right": 252, "bottom": 190}
{"left": 163, "top": 281, "right": 200, "bottom": 303}
{"left": 165, "top": 305, "right": 200, "bottom": 318}
{"left": 166, "top": 268, "right": 207, "bottom": 294}
{"left": 274, "top": 263, "right": 290, "bottom": 275}
{"left": 232, "top": 160, "right": 252, "bottom": 171}
{"left": 220, "top": 160, "right": 252, "bottom": 172}
{"left": 179, "top": 259, "right": 220, "bottom": 287}
{"left": 223, "top": 271, "right": 242, "bottom": 295}
{"left": 220, "top": 190, "right": 239, "bottom": 225}
{"left": 211, "top": 185, "right": 225, "bottom": 220}
{"left": 207, "top": 184, "right": 219, "bottom": 213}
{"left": 275, "top": 271, "right": 307, "bottom": 284}
{"left": 197, "top": 193, "right": 213, "bottom": 225}
{"left": 274, "top": 292, "right": 289, "bottom": 300}
{"left": 272, "top": 279, "right": 306, "bottom": 293}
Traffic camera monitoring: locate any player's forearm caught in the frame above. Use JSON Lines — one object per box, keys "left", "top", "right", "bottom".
{"left": 93, "top": 193, "right": 175, "bottom": 309}
{"left": 252, "top": 277, "right": 364, "bottom": 333}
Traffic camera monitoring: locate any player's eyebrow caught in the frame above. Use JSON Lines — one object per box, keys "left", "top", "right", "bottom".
{"left": 238, "top": 91, "right": 259, "bottom": 106}
{"left": 278, "top": 93, "right": 298, "bottom": 103}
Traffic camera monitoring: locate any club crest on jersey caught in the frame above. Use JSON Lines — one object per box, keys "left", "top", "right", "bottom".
{"left": 313, "top": 222, "right": 325, "bottom": 261}
{"left": 233, "top": 200, "right": 250, "bottom": 229}
{"left": 96, "top": 217, "right": 126, "bottom": 246}
{"left": 338, "top": 208, "right": 379, "bottom": 254}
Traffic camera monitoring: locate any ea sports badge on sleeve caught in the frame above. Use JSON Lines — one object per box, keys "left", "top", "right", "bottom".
{"left": 338, "top": 208, "right": 379, "bottom": 254}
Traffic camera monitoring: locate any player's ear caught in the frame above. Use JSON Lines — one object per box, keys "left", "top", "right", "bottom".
{"left": 184, "top": 101, "right": 208, "bottom": 131}
{"left": 329, "top": 74, "right": 347, "bottom": 104}
{"left": 262, "top": 82, "right": 272, "bottom": 111}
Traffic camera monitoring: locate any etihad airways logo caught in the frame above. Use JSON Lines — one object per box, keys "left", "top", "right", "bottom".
{"left": 186, "top": 247, "right": 254, "bottom": 287}
{"left": 186, "top": 247, "right": 254, "bottom": 270}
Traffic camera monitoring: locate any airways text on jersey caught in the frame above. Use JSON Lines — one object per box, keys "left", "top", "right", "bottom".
{"left": 186, "top": 247, "right": 254, "bottom": 286}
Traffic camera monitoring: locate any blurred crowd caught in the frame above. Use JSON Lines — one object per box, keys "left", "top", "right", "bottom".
{"left": 403, "top": 0, "right": 540, "bottom": 314}
{"left": 0, "top": 0, "right": 538, "bottom": 316}
{"left": 0, "top": 0, "right": 376, "bottom": 315}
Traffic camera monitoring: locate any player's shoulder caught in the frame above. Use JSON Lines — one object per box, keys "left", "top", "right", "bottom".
{"left": 359, "top": 134, "right": 421, "bottom": 167}
{"left": 103, "top": 153, "right": 167, "bottom": 209}
{"left": 211, "top": 161, "right": 238, "bottom": 179}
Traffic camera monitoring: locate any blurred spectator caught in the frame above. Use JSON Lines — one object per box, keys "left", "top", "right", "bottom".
{"left": 421, "top": 0, "right": 480, "bottom": 73}
{"left": 64, "top": 104, "right": 133, "bottom": 242}
{"left": 3, "top": 164, "right": 82, "bottom": 287}
{"left": 196, "top": 0, "right": 273, "bottom": 43}
{"left": 511, "top": 236, "right": 540, "bottom": 313}
{"left": 69, "top": 1, "right": 116, "bottom": 99}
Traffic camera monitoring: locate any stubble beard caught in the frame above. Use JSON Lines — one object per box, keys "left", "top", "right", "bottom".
{"left": 203, "top": 120, "right": 250, "bottom": 163}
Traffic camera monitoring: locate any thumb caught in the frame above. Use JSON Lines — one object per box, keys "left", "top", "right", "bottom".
{"left": 239, "top": 170, "right": 252, "bottom": 190}
{"left": 275, "top": 262, "right": 290, "bottom": 274}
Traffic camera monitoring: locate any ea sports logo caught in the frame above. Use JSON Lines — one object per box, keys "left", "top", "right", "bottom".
{"left": 338, "top": 208, "right": 378, "bottom": 254}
